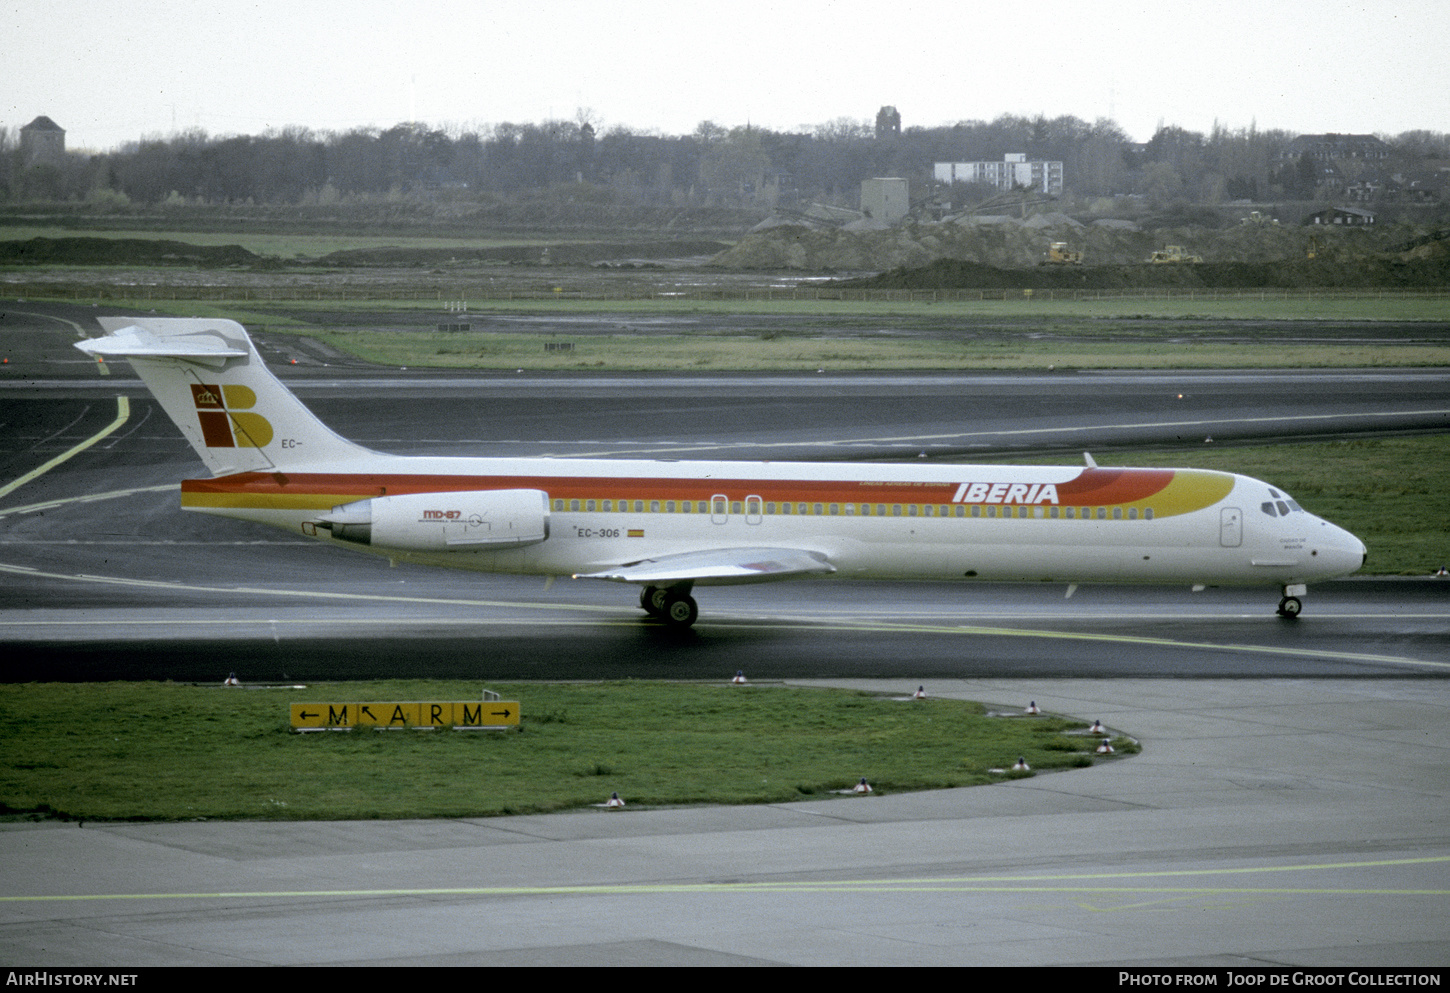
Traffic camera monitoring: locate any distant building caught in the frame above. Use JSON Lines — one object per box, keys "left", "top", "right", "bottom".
{"left": 860, "top": 177, "right": 908, "bottom": 223}
{"left": 19, "top": 116, "right": 65, "bottom": 166}
{"left": 1305, "top": 206, "right": 1376, "bottom": 226}
{"left": 875, "top": 106, "right": 901, "bottom": 139}
{"left": 1282, "top": 134, "right": 1393, "bottom": 163}
{"left": 934, "top": 153, "right": 1064, "bottom": 195}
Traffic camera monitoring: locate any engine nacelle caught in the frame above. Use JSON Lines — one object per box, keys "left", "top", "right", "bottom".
{"left": 318, "top": 489, "right": 549, "bottom": 552}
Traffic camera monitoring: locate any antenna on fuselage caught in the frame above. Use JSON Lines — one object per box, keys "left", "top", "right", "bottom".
{"left": 1084, "top": 452, "right": 1098, "bottom": 468}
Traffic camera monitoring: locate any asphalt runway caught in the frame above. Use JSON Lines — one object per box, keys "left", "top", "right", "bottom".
{"left": 1, "top": 301, "right": 1446, "bottom": 681}
{"left": 2, "top": 301, "right": 1448, "bottom": 966}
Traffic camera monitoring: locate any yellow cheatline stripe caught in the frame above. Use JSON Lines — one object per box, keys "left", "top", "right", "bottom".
{"left": 0, "top": 397, "right": 130, "bottom": 501}
{"left": 5, "top": 856, "right": 1448, "bottom": 904}
{"left": 181, "top": 491, "right": 338, "bottom": 510}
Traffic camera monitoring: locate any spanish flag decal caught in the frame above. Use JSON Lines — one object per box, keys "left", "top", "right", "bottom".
{"left": 190, "top": 383, "right": 273, "bottom": 448}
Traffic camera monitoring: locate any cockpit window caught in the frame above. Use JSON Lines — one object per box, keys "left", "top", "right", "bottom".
{"left": 1263, "top": 490, "right": 1305, "bottom": 515}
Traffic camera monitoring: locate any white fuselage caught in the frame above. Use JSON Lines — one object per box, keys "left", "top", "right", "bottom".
{"left": 180, "top": 452, "right": 1367, "bottom": 590}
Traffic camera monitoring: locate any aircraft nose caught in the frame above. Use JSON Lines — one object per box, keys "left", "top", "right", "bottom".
{"left": 1316, "top": 522, "right": 1367, "bottom": 576}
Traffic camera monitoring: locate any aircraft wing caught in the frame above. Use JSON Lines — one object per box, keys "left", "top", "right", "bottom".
{"left": 575, "top": 547, "right": 835, "bottom": 587}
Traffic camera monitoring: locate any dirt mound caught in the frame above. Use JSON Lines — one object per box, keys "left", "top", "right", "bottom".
{"left": 713, "top": 217, "right": 1450, "bottom": 287}
{"left": 844, "top": 255, "right": 1450, "bottom": 291}
{"left": 709, "top": 218, "right": 1179, "bottom": 270}
{"left": 314, "top": 240, "right": 730, "bottom": 267}
{"left": 0, "top": 237, "right": 259, "bottom": 267}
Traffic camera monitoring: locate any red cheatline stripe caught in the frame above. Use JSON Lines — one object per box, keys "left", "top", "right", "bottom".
{"left": 181, "top": 468, "right": 1183, "bottom": 506}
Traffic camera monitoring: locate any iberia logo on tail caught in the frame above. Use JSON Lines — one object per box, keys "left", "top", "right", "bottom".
{"left": 190, "top": 383, "right": 273, "bottom": 448}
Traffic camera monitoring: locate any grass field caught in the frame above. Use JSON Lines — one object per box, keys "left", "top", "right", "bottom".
{"left": 78, "top": 291, "right": 1450, "bottom": 327}
{"left": 0, "top": 681, "right": 1129, "bottom": 822}
{"left": 104, "top": 294, "right": 1448, "bottom": 372}
{"left": 301, "top": 327, "right": 1450, "bottom": 371}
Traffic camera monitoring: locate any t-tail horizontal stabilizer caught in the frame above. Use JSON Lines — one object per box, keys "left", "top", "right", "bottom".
{"left": 76, "top": 317, "right": 368, "bottom": 476}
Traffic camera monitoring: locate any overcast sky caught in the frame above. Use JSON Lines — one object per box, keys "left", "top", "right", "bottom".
{"left": 7, "top": 0, "right": 1448, "bottom": 152}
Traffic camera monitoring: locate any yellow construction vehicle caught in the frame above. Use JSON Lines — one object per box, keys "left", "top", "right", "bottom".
{"left": 1148, "top": 245, "right": 1203, "bottom": 263}
{"left": 1043, "top": 241, "right": 1083, "bottom": 264}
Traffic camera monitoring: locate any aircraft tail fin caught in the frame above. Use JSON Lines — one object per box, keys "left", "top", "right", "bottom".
{"left": 78, "top": 317, "right": 368, "bottom": 475}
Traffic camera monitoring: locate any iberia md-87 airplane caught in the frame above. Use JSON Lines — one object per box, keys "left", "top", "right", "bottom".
{"left": 78, "top": 317, "right": 1367, "bottom": 628}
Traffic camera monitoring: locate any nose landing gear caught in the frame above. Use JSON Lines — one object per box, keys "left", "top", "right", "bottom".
{"left": 1277, "top": 583, "right": 1307, "bottom": 619}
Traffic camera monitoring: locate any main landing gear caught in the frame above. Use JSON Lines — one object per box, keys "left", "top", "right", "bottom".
{"left": 641, "top": 584, "right": 699, "bottom": 628}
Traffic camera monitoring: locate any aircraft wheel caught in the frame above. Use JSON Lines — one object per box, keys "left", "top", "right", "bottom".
{"left": 640, "top": 586, "right": 664, "bottom": 616}
{"left": 662, "top": 593, "right": 699, "bottom": 628}
{"left": 1277, "top": 596, "right": 1302, "bottom": 619}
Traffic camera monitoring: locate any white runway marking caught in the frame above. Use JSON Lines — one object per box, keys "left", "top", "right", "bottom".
{"left": 0, "top": 560, "right": 1439, "bottom": 671}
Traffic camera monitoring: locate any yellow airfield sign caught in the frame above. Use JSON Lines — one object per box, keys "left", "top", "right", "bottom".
{"left": 290, "top": 700, "right": 520, "bottom": 731}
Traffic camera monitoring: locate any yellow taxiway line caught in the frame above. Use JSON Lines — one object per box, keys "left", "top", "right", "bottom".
{"left": 0, "top": 396, "right": 129, "bottom": 501}
{"left": 4, "top": 855, "right": 1447, "bottom": 904}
